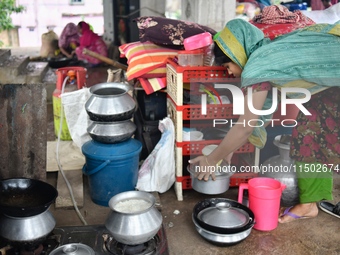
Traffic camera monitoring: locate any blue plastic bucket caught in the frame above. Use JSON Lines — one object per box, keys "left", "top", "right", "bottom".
{"left": 82, "top": 138, "right": 142, "bottom": 206}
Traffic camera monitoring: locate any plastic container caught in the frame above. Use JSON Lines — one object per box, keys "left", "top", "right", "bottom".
{"left": 184, "top": 32, "right": 214, "bottom": 66}
{"left": 166, "top": 58, "right": 231, "bottom": 106}
{"left": 260, "top": 135, "right": 299, "bottom": 207}
{"left": 178, "top": 49, "right": 204, "bottom": 67}
{"left": 238, "top": 177, "right": 286, "bottom": 231}
{"left": 81, "top": 138, "right": 142, "bottom": 207}
{"left": 182, "top": 130, "right": 204, "bottom": 141}
{"left": 53, "top": 67, "right": 87, "bottom": 140}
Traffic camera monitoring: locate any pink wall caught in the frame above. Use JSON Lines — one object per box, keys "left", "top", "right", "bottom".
{"left": 11, "top": 0, "right": 104, "bottom": 47}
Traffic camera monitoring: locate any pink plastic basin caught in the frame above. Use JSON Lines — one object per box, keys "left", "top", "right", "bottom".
{"left": 184, "top": 32, "right": 213, "bottom": 51}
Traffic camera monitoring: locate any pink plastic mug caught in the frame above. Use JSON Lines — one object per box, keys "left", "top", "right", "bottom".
{"left": 238, "top": 177, "right": 286, "bottom": 231}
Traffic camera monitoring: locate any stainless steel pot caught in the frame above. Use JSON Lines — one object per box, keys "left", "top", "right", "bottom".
{"left": 87, "top": 120, "right": 136, "bottom": 143}
{"left": 85, "top": 82, "right": 136, "bottom": 121}
{"left": 0, "top": 209, "right": 56, "bottom": 242}
{"left": 187, "top": 162, "right": 234, "bottom": 195}
{"left": 105, "top": 191, "right": 163, "bottom": 245}
{"left": 192, "top": 215, "right": 252, "bottom": 246}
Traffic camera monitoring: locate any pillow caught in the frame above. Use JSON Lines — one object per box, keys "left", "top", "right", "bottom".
{"left": 138, "top": 77, "right": 167, "bottom": 95}
{"left": 119, "top": 41, "right": 178, "bottom": 80}
{"left": 134, "top": 16, "right": 217, "bottom": 49}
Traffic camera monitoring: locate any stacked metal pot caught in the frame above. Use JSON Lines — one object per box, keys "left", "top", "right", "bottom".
{"left": 192, "top": 198, "right": 255, "bottom": 246}
{"left": 81, "top": 82, "right": 143, "bottom": 207}
{"left": 85, "top": 82, "right": 137, "bottom": 143}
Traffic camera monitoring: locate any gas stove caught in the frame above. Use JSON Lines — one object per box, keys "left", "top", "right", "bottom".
{"left": 0, "top": 224, "right": 169, "bottom": 255}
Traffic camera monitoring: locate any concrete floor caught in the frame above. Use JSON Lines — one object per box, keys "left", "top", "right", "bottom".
{"left": 11, "top": 47, "right": 340, "bottom": 255}
{"left": 46, "top": 172, "right": 340, "bottom": 255}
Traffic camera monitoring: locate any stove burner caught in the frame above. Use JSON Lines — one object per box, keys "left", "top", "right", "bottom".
{"left": 19, "top": 244, "right": 44, "bottom": 255}
{"left": 1, "top": 225, "right": 169, "bottom": 255}
{"left": 105, "top": 235, "right": 159, "bottom": 255}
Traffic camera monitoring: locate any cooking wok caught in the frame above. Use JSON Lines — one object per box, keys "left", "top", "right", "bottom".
{"left": 0, "top": 178, "right": 58, "bottom": 217}
{"left": 47, "top": 57, "right": 76, "bottom": 68}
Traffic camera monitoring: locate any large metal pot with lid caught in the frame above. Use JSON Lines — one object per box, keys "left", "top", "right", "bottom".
{"left": 85, "top": 82, "right": 136, "bottom": 122}
{"left": 192, "top": 198, "right": 255, "bottom": 245}
{"left": 105, "top": 191, "right": 163, "bottom": 245}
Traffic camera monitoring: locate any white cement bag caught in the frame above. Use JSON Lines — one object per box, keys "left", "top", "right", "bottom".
{"left": 136, "top": 117, "right": 175, "bottom": 193}
{"left": 61, "top": 88, "right": 92, "bottom": 149}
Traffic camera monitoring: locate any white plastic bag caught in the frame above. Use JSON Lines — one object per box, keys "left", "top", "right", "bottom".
{"left": 61, "top": 87, "right": 92, "bottom": 149}
{"left": 136, "top": 117, "right": 175, "bottom": 193}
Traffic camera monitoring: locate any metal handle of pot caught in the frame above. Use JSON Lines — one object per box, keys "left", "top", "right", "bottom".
{"left": 237, "top": 183, "right": 249, "bottom": 204}
{"left": 82, "top": 160, "right": 111, "bottom": 176}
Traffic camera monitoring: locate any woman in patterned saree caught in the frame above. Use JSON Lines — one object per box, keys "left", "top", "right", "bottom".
{"left": 58, "top": 22, "right": 80, "bottom": 58}
{"left": 189, "top": 19, "right": 340, "bottom": 223}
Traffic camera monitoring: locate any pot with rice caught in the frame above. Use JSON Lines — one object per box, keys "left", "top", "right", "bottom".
{"left": 104, "top": 190, "right": 163, "bottom": 245}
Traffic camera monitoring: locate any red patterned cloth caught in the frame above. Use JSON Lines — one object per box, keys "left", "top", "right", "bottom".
{"left": 250, "top": 5, "right": 316, "bottom": 40}
{"left": 253, "top": 5, "right": 315, "bottom": 24}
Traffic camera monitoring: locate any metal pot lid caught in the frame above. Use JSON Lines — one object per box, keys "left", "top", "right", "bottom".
{"left": 197, "top": 202, "right": 249, "bottom": 228}
{"left": 49, "top": 244, "right": 95, "bottom": 255}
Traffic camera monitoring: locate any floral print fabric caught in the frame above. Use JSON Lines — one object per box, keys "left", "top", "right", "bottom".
{"left": 134, "top": 16, "right": 216, "bottom": 49}
{"left": 290, "top": 87, "right": 340, "bottom": 165}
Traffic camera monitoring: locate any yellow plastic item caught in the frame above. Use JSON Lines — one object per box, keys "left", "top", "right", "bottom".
{"left": 52, "top": 95, "right": 72, "bottom": 140}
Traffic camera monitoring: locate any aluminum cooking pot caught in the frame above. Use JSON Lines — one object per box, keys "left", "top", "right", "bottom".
{"left": 85, "top": 82, "right": 136, "bottom": 122}
{"left": 192, "top": 198, "right": 255, "bottom": 234}
{"left": 87, "top": 120, "right": 136, "bottom": 144}
{"left": 105, "top": 191, "right": 163, "bottom": 245}
{"left": 0, "top": 178, "right": 58, "bottom": 217}
{"left": 187, "top": 162, "right": 234, "bottom": 195}
{"left": 0, "top": 209, "right": 56, "bottom": 242}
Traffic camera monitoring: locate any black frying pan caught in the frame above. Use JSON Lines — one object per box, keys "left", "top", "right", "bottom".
{"left": 193, "top": 198, "right": 255, "bottom": 234}
{"left": 0, "top": 178, "right": 58, "bottom": 217}
{"left": 47, "top": 57, "right": 75, "bottom": 68}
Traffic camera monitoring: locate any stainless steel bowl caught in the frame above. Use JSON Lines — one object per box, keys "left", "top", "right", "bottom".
{"left": 87, "top": 120, "right": 136, "bottom": 144}
{"left": 85, "top": 82, "right": 136, "bottom": 122}
{"left": 105, "top": 191, "right": 163, "bottom": 245}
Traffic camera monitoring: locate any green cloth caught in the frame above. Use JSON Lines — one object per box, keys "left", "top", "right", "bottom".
{"left": 295, "top": 161, "right": 333, "bottom": 203}
{"left": 214, "top": 19, "right": 340, "bottom": 148}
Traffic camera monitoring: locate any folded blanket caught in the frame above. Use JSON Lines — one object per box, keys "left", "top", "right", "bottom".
{"left": 138, "top": 77, "right": 167, "bottom": 95}
{"left": 253, "top": 5, "right": 315, "bottom": 25}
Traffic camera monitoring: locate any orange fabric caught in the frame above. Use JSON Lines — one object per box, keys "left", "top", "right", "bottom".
{"left": 119, "top": 41, "right": 178, "bottom": 80}
{"left": 138, "top": 77, "right": 167, "bottom": 95}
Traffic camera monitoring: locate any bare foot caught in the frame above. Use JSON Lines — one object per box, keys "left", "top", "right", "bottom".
{"left": 278, "top": 203, "right": 318, "bottom": 223}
